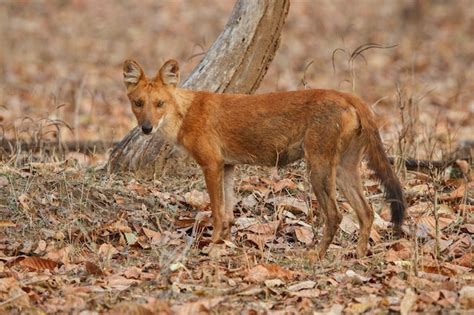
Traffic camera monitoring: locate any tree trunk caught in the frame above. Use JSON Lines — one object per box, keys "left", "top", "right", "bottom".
{"left": 107, "top": 0, "right": 290, "bottom": 177}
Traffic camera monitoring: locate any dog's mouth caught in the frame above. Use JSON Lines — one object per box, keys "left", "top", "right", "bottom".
{"left": 151, "top": 126, "right": 160, "bottom": 134}
{"left": 140, "top": 117, "right": 164, "bottom": 135}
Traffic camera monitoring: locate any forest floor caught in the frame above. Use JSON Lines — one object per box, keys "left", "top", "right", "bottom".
{"left": 1, "top": 1, "right": 473, "bottom": 314}
{"left": 0, "top": 156, "right": 473, "bottom": 314}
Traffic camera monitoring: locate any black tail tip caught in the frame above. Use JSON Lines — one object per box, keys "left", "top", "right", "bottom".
{"left": 393, "top": 222, "right": 403, "bottom": 238}
{"left": 391, "top": 201, "right": 405, "bottom": 237}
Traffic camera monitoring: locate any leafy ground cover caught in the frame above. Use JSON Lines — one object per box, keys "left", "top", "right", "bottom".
{"left": 0, "top": 157, "right": 472, "bottom": 313}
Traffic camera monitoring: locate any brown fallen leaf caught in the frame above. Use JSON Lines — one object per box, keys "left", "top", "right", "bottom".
{"left": 124, "top": 232, "right": 138, "bottom": 245}
{"left": 347, "top": 295, "right": 379, "bottom": 314}
{"left": 264, "top": 279, "right": 286, "bottom": 288}
{"left": 241, "top": 176, "right": 261, "bottom": 185}
{"left": 388, "top": 274, "right": 408, "bottom": 290}
{"left": 364, "top": 179, "right": 380, "bottom": 193}
{"left": 245, "top": 221, "right": 280, "bottom": 235}
{"left": 110, "top": 220, "right": 132, "bottom": 233}
{"left": 289, "top": 288, "right": 321, "bottom": 298}
{"left": 384, "top": 240, "right": 413, "bottom": 262}
{"left": 184, "top": 190, "right": 210, "bottom": 210}
{"left": 339, "top": 213, "right": 358, "bottom": 235}
{"left": 439, "top": 182, "right": 473, "bottom": 201}
{"left": 85, "top": 261, "right": 104, "bottom": 276}
{"left": 455, "top": 159, "right": 471, "bottom": 179}
{"left": 416, "top": 272, "right": 449, "bottom": 283}
{"left": 59, "top": 292, "right": 88, "bottom": 313}
{"left": 107, "top": 302, "right": 153, "bottom": 315}
{"left": 439, "top": 289, "right": 458, "bottom": 308}
{"left": 421, "top": 239, "right": 453, "bottom": 254}
{"left": 246, "top": 264, "right": 294, "bottom": 283}
{"left": 422, "top": 260, "right": 471, "bottom": 276}
{"left": 459, "top": 286, "right": 474, "bottom": 309}
{"left": 234, "top": 217, "right": 258, "bottom": 230}
{"left": 456, "top": 204, "right": 474, "bottom": 213}
{"left": 406, "top": 184, "right": 431, "bottom": 198}
{"left": 452, "top": 252, "right": 474, "bottom": 268}
{"left": 145, "top": 298, "right": 172, "bottom": 315}
{"left": 447, "top": 234, "right": 472, "bottom": 257}
{"left": 18, "top": 193, "right": 31, "bottom": 211}
{"left": 400, "top": 288, "right": 417, "bottom": 315}
{"left": 244, "top": 232, "right": 275, "bottom": 249}
{"left": 345, "top": 270, "right": 370, "bottom": 283}
{"left": 123, "top": 266, "right": 142, "bottom": 279}
{"left": 45, "top": 245, "right": 73, "bottom": 264}
{"left": 0, "top": 277, "right": 30, "bottom": 309}
{"left": 171, "top": 297, "right": 223, "bottom": 315}
{"left": 272, "top": 178, "right": 297, "bottom": 192}
{"left": 268, "top": 196, "right": 309, "bottom": 215}
{"left": 65, "top": 151, "right": 93, "bottom": 167}
{"left": 436, "top": 204, "right": 455, "bottom": 216}
{"left": 239, "top": 182, "right": 270, "bottom": 197}
{"left": 18, "top": 256, "right": 58, "bottom": 271}
{"left": 240, "top": 194, "right": 258, "bottom": 209}
{"left": 241, "top": 220, "right": 280, "bottom": 248}
{"left": 113, "top": 193, "right": 125, "bottom": 204}
{"left": 106, "top": 275, "right": 140, "bottom": 291}
{"left": 127, "top": 182, "right": 149, "bottom": 196}
{"left": 237, "top": 286, "right": 264, "bottom": 296}
{"left": 369, "top": 228, "right": 381, "bottom": 242}
{"left": 313, "top": 304, "right": 344, "bottom": 315}
{"left": 373, "top": 211, "right": 390, "bottom": 230}
{"left": 415, "top": 215, "right": 456, "bottom": 238}
{"left": 206, "top": 243, "right": 230, "bottom": 259}
{"left": 287, "top": 280, "right": 316, "bottom": 292}
{"left": 174, "top": 217, "right": 197, "bottom": 229}
{"left": 418, "top": 290, "right": 441, "bottom": 304}
{"left": 294, "top": 226, "right": 314, "bottom": 245}
{"left": 98, "top": 243, "right": 119, "bottom": 259}
{"left": 143, "top": 227, "right": 161, "bottom": 240}
{"left": 0, "top": 277, "right": 18, "bottom": 293}
{"left": 461, "top": 224, "right": 474, "bottom": 233}
{"left": 442, "top": 262, "right": 472, "bottom": 275}
{"left": 0, "top": 175, "right": 8, "bottom": 187}
{"left": 406, "top": 201, "right": 432, "bottom": 218}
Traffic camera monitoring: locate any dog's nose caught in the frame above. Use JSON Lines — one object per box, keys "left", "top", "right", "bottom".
{"left": 141, "top": 124, "right": 153, "bottom": 134}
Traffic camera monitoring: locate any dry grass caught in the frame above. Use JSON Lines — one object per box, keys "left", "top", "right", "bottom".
{"left": 0, "top": 152, "right": 472, "bottom": 313}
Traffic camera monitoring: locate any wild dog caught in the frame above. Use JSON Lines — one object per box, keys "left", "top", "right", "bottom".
{"left": 123, "top": 59, "right": 406, "bottom": 258}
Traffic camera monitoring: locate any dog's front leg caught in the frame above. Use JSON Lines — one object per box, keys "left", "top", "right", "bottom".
{"left": 202, "top": 163, "right": 226, "bottom": 243}
{"left": 223, "top": 165, "right": 236, "bottom": 239}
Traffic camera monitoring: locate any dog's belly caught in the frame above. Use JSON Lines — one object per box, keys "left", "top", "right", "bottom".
{"left": 223, "top": 138, "right": 305, "bottom": 167}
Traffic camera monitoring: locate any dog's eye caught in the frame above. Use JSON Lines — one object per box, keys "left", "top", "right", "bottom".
{"left": 156, "top": 100, "right": 165, "bottom": 108}
{"left": 134, "top": 100, "right": 144, "bottom": 108}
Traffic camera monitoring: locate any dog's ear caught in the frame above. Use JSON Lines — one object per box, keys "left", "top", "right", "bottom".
{"left": 157, "top": 59, "right": 179, "bottom": 87}
{"left": 123, "top": 60, "right": 145, "bottom": 92}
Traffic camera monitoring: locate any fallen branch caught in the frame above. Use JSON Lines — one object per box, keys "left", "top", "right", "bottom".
{"left": 388, "top": 157, "right": 452, "bottom": 171}
{"left": 0, "top": 138, "right": 114, "bottom": 158}
{"left": 389, "top": 140, "right": 473, "bottom": 171}
{"left": 2, "top": 138, "right": 471, "bottom": 174}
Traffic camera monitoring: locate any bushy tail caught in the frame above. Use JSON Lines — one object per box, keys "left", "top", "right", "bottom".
{"left": 348, "top": 95, "right": 406, "bottom": 234}
{"left": 365, "top": 125, "right": 406, "bottom": 233}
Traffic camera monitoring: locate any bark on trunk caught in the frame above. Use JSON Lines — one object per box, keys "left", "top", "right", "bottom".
{"left": 107, "top": 0, "right": 290, "bottom": 177}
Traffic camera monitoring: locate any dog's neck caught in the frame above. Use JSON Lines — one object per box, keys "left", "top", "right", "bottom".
{"left": 159, "top": 88, "right": 195, "bottom": 143}
{"left": 174, "top": 88, "right": 195, "bottom": 116}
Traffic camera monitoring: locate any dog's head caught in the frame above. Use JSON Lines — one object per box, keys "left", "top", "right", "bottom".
{"left": 123, "top": 59, "right": 180, "bottom": 135}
